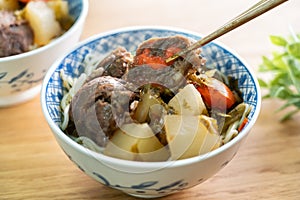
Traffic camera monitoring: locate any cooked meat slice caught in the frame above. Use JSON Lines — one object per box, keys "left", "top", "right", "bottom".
{"left": 86, "top": 47, "right": 133, "bottom": 82}
{"left": 0, "top": 11, "right": 33, "bottom": 57}
{"left": 124, "top": 64, "right": 187, "bottom": 93}
{"left": 69, "top": 76, "right": 137, "bottom": 147}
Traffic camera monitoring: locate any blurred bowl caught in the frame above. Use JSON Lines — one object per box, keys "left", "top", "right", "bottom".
{"left": 41, "top": 26, "right": 261, "bottom": 198}
{"left": 0, "top": 0, "right": 88, "bottom": 107}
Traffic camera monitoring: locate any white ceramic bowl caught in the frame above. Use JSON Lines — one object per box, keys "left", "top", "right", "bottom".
{"left": 41, "top": 26, "right": 261, "bottom": 198}
{"left": 0, "top": 0, "right": 88, "bottom": 107}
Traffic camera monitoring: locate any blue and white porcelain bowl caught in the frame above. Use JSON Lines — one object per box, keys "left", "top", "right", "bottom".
{"left": 41, "top": 26, "right": 261, "bottom": 198}
{"left": 0, "top": 0, "right": 88, "bottom": 107}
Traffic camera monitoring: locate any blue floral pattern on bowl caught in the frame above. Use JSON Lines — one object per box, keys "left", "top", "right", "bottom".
{"left": 0, "top": 69, "right": 47, "bottom": 93}
{"left": 92, "top": 172, "right": 189, "bottom": 196}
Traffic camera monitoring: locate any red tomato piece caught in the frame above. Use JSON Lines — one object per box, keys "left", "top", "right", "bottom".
{"left": 196, "top": 77, "right": 236, "bottom": 111}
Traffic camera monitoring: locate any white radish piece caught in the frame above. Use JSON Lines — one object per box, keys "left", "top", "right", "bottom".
{"left": 25, "top": 1, "right": 62, "bottom": 46}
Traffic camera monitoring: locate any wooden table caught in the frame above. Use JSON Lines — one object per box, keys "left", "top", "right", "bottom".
{"left": 1, "top": 0, "right": 300, "bottom": 199}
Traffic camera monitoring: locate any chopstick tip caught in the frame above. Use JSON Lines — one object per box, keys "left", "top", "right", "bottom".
{"left": 165, "top": 54, "right": 179, "bottom": 63}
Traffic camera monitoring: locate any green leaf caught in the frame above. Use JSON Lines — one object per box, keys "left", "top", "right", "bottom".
{"left": 287, "top": 57, "right": 300, "bottom": 76}
{"left": 285, "top": 58, "right": 300, "bottom": 93}
{"left": 287, "top": 42, "right": 300, "bottom": 59}
{"left": 280, "top": 109, "right": 300, "bottom": 122}
{"left": 259, "top": 33, "right": 300, "bottom": 121}
{"left": 276, "top": 98, "right": 300, "bottom": 112}
{"left": 269, "top": 72, "right": 291, "bottom": 87}
{"left": 272, "top": 54, "right": 289, "bottom": 71}
{"left": 270, "top": 35, "right": 288, "bottom": 47}
{"left": 260, "top": 56, "right": 277, "bottom": 71}
{"left": 262, "top": 94, "right": 271, "bottom": 99}
{"left": 269, "top": 86, "right": 291, "bottom": 99}
{"left": 258, "top": 78, "right": 268, "bottom": 87}
{"left": 273, "top": 86, "right": 285, "bottom": 98}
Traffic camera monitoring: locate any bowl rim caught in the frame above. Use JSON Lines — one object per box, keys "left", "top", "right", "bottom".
{"left": 41, "top": 25, "right": 261, "bottom": 169}
{"left": 0, "top": 0, "right": 89, "bottom": 63}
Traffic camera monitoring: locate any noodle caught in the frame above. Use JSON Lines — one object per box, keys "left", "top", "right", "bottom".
{"left": 74, "top": 136, "right": 105, "bottom": 153}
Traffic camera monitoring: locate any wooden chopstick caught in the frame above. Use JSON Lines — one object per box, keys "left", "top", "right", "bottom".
{"left": 166, "top": 0, "right": 289, "bottom": 63}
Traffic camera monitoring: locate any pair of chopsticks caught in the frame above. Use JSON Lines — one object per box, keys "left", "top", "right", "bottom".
{"left": 166, "top": 0, "right": 289, "bottom": 63}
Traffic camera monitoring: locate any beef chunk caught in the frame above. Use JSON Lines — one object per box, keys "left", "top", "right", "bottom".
{"left": 124, "top": 64, "right": 187, "bottom": 93}
{"left": 125, "top": 36, "right": 205, "bottom": 93}
{"left": 134, "top": 35, "right": 203, "bottom": 68}
{"left": 69, "top": 76, "right": 137, "bottom": 147}
{"left": 85, "top": 47, "right": 133, "bottom": 82}
{"left": 0, "top": 11, "right": 33, "bottom": 57}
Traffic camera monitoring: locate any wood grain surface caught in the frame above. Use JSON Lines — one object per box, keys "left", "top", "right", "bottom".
{"left": 1, "top": 0, "right": 300, "bottom": 199}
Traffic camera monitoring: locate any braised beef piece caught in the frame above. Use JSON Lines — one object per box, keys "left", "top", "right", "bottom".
{"left": 125, "top": 36, "right": 205, "bottom": 93}
{"left": 0, "top": 11, "right": 33, "bottom": 57}
{"left": 85, "top": 47, "right": 133, "bottom": 82}
{"left": 124, "top": 64, "right": 187, "bottom": 93}
{"left": 69, "top": 76, "right": 137, "bottom": 147}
